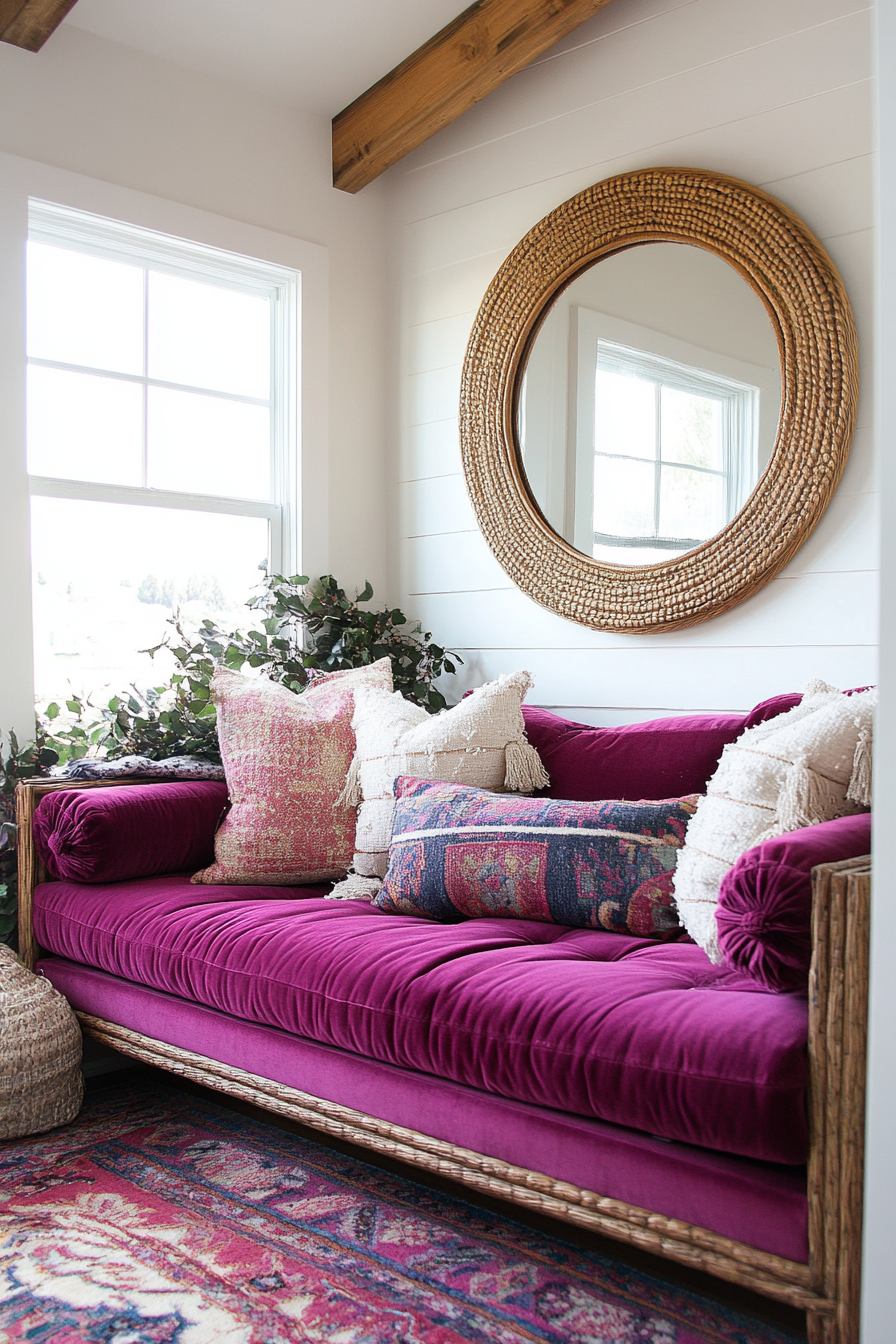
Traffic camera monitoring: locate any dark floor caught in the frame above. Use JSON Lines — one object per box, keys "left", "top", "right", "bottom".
{"left": 85, "top": 1058, "right": 808, "bottom": 1340}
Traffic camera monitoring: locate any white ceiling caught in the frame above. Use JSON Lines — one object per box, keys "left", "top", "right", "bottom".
{"left": 63, "top": 0, "right": 469, "bottom": 117}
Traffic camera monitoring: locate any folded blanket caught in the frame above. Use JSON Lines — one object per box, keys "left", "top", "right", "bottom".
{"left": 53, "top": 755, "right": 224, "bottom": 782}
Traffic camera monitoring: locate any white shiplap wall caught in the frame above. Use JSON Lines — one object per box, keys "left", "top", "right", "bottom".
{"left": 386, "top": 0, "right": 876, "bottom": 723}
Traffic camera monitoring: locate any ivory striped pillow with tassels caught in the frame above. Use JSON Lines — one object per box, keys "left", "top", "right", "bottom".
{"left": 327, "top": 670, "right": 550, "bottom": 902}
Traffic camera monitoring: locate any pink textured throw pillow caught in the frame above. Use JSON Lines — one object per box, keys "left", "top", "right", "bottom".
{"left": 192, "top": 659, "right": 392, "bottom": 885}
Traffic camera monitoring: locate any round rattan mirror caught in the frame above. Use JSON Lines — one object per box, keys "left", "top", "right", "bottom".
{"left": 459, "top": 168, "right": 858, "bottom": 632}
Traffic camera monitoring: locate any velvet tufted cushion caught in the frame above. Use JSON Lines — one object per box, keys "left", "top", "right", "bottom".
{"left": 33, "top": 873, "right": 809, "bottom": 1164}
{"left": 715, "top": 813, "right": 872, "bottom": 992}
{"left": 33, "top": 781, "right": 228, "bottom": 884}
{"left": 40, "top": 953, "right": 811, "bottom": 1262}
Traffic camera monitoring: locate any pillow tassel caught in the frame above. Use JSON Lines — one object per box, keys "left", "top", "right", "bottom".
{"left": 847, "top": 729, "right": 873, "bottom": 807}
{"left": 336, "top": 754, "right": 362, "bottom": 809}
{"left": 326, "top": 872, "right": 382, "bottom": 902}
{"left": 775, "top": 757, "right": 845, "bottom": 833}
{"left": 504, "top": 739, "right": 550, "bottom": 794}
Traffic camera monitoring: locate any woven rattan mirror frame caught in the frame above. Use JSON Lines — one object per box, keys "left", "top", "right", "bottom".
{"left": 459, "top": 168, "right": 859, "bottom": 632}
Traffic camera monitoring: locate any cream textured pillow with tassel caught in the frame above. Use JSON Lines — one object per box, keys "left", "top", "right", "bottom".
{"left": 673, "top": 680, "right": 875, "bottom": 962}
{"left": 328, "top": 670, "right": 550, "bottom": 901}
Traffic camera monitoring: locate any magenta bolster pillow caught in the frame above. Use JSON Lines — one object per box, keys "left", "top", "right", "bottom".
{"left": 715, "top": 813, "right": 872, "bottom": 993}
{"left": 33, "top": 781, "right": 229, "bottom": 883}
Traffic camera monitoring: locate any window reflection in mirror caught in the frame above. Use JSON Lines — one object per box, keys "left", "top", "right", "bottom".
{"left": 517, "top": 243, "right": 781, "bottom": 565}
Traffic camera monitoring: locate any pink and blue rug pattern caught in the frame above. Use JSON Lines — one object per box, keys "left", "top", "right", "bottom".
{"left": 0, "top": 1083, "right": 801, "bottom": 1343}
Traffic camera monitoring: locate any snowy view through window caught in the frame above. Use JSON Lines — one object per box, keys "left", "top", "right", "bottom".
{"left": 30, "top": 498, "right": 268, "bottom": 704}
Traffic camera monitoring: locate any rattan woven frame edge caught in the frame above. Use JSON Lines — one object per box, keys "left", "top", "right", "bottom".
{"left": 459, "top": 167, "right": 859, "bottom": 632}
{"left": 806, "top": 859, "right": 871, "bottom": 1344}
{"left": 16, "top": 778, "right": 168, "bottom": 971}
{"left": 77, "top": 1011, "right": 829, "bottom": 1313}
{"left": 15, "top": 780, "right": 870, "bottom": 1337}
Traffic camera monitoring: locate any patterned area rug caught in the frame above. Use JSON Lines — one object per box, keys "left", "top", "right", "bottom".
{"left": 0, "top": 1082, "right": 802, "bottom": 1343}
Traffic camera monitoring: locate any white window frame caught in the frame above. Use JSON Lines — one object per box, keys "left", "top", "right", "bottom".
{"left": 571, "top": 306, "right": 776, "bottom": 556}
{"left": 27, "top": 199, "right": 300, "bottom": 577}
{"left": 590, "top": 338, "right": 758, "bottom": 552}
{"left": 0, "top": 153, "right": 328, "bottom": 741}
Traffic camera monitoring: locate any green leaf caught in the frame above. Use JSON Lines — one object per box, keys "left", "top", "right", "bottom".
{"left": 23, "top": 567, "right": 460, "bottom": 769}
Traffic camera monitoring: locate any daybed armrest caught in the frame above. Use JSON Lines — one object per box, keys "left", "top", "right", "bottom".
{"left": 17, "top": 779, "right": 147, "bottom": 971}
{"left": 806, "top": 855, "right": 870, "bottom": 1344}
{"left": 717, "top": 850, "right": 870, "bottom": 1342}
{"left": 16, "top": 778, "right": 227, "bottom": 970}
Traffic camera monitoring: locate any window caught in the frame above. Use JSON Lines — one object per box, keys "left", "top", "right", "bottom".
{"left": 26, "top": 201, "right": 299, "bottom": 705}
{"left": 591, "top": 340, "right": 758, "bottom": 562}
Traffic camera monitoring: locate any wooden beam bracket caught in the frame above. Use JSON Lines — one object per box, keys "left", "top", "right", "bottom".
{"left": 1, "top": 0, "right": 79, "bottom": 53}
{"left": 332, "top": 0, "right": 616, "bottom": 193}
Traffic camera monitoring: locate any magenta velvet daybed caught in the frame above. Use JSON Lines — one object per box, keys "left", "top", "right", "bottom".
{"left": 16, "top": 696, "right": 871, "bottom": 1343}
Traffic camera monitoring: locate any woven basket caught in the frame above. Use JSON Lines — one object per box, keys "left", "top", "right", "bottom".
{"left": 0, "top": 945, "right": 83, "bottom": 1138}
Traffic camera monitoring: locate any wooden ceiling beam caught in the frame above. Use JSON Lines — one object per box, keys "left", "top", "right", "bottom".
{"left": 332, "top": 0, "right": 616, "bottom": 193}
{"left": 1, "top": 0, "right": 79, "bottom": 53}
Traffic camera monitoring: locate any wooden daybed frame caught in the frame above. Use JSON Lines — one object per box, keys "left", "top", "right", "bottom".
{"left": 16, "top": 777, "right": 870, "bottom": 1342}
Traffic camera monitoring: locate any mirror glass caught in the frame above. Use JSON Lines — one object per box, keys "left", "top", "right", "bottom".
{"left": 517, "top": 242, "right": 782, "bottom": 565}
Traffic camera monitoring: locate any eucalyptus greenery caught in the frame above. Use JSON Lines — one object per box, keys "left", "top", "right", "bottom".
{"left": 0, "top": 823, "right": 17, "bottom": 951}
{"left": 0, "top": 773, "right": 27, "bottom": 951}
{"left": 0, "top": 573, "right": 460, "bottom": 948}
{"left": 43, "top": 573, "right": 460, "bottom": 764}
{"left": 0, "top": 728, "right": 60, "bottom": 949}
{"left": 0, "top": 727, "right": 59, "bottom": 792}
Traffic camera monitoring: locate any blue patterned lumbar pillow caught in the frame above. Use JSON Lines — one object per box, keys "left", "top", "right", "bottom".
{"left": 373, "top": 777, "right": 699, "bottom": 937}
